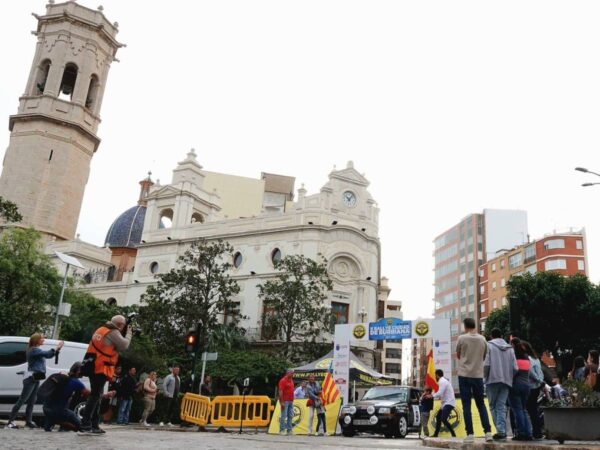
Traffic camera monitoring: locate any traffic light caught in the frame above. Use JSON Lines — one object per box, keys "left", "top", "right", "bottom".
{"left": 185, "top": 330, "right": 198, "bottom": 353}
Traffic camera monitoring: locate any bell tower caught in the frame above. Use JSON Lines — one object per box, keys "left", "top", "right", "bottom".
{"left": 0, "top": 1, "right": 123, "bottom": 240}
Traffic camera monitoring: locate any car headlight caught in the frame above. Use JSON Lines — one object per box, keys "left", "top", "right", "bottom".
{"left": 341, "top": 406, "right": 357, "bottom": 414}
{"left": 378, "top": 407, "right": 391, "bottom": 414}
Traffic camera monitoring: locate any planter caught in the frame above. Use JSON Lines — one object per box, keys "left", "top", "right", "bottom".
{"left": 544, "top": 407, "right": 600, "bottom": 444}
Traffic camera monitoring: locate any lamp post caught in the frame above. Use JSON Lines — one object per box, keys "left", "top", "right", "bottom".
{"left": 575, "top": 167, "right": 600, "bottom": 187}
{"left": 358, "top": 306, "right": 368, "bottom": 323}
{"left": 52, "top": 252, "right": 85, "bottom": 339}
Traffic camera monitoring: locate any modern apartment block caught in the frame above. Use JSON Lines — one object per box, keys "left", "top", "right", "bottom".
{"left": 479, "top": 229, "right": 588, "bottom": 328}
{"left": 379, "top": 277, "right": 403, "bottom": 380}
{"left": 433, "top": 209, "right": 528, "bottom": 386}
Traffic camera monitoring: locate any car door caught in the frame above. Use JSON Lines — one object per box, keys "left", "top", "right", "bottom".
{"left": 408, "top": 388, "right": 422, "bottom": 428}
{"left": 0, "top": 341, "right": 28, "bottom": 412}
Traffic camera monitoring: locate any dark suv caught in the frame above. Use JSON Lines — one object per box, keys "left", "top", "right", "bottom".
{"left": 338, "top": 385, "right": 423, "bottom": 438}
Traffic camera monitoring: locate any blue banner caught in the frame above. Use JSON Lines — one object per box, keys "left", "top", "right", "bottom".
{"left": 368, "top": 318, "right": 412, "bottom": 341}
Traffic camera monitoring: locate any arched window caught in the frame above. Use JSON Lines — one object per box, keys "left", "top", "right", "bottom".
{"left": 34, "top": 59, "right": 51, "bottom": 95}
{"left": 271, "top": 248, "right": 282, "bottom": 265}
{"left": 191, "top": 212, "right": 204, "bottom": 224}
{"left": 159, "top": 208, "right": 173, "bottom": 229}
{"left": 233, "top": 252, "right": 243, "bottom": 268}
{"left": 105, "top": 297, "right": 117, "bottom": 306}
{"left": 150, "top": 261, "right": 159, "bottom": 274}
{"left": 59, "top": 63, "right": 78, "bottom": 101}
{"left": 85, "top": 74, "right": 99, "bottom": 109}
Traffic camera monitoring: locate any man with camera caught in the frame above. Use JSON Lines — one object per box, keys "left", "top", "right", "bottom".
{"left": 79, "top": 315, "right": 133, "bottom": 435}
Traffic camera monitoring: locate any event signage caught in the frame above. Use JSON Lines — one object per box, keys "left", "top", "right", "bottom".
{"left": 368, "top": 318, "right": 412, "bottom": 341}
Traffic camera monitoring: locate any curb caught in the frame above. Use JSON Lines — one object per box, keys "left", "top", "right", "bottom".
{"left": 423, "top": 437, "right": 600, "bottom": 450}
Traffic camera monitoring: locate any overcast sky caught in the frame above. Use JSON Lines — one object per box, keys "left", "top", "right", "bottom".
{"left": 1, "top": 1, "right": 599, "bottom": 320}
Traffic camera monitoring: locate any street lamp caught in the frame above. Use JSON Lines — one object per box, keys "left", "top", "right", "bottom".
{"left": 53, "top": 252, "right": 85, "bottom": 339}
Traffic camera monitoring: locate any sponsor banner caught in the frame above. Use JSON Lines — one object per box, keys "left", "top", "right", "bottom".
{"left": 368, "top": 318, "right": 412, "bottom": 341}
{"left": 333, "top": 324, "right": 351, "bottom": 405}
{"left": 268, "top": 398, "right": 342, "bottom": 435}
{"left": 425, "top": 399, "right": 496, "bottom": 438}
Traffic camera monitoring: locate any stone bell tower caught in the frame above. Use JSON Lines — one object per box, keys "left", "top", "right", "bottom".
{"left": 0, "top": 1, "right": 123, "bottom": 240}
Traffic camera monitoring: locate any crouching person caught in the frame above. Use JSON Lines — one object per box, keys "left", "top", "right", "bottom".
{"left": 42, "top": 362, "right": 88, "bottom": 432}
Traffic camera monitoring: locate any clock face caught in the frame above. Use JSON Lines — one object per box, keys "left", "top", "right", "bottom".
{"left": 342, "top": 191, "right": 357, "bottom": 207}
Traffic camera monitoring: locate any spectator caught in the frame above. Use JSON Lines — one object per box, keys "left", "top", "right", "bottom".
{"left": 200, "top": 375, "right": 212, "bottom": 397}
{"left": 508, "top": 338, "right": 533, "bottom": 441}
{"left": 7, "top": 334, "right": 63, "bottom": 429}
{"left": 456, "top": 317, "right": 493, "bottom": 443}
{"left": 103, "top": 366, "right": 122, "bottom": 424}
{"left": 43, "top": 362, "right": 89, "bottom": 432}
{"left": 117, "top": 367, "right": 136, "bottom": 425}
{"left": 80, "top": 315, "right": 133, "bottom": 434}
{"left": 140, "top": 371, "right": 158, "bottom": 427}
{"left": 522, "top": 341, "right": 544, "bottom": 440}
{"left": 419, "top": 387, "right": 434, "bottom": 438}
{"left": 584, "top": 350, "right": 599, "bottom": 391}
{"left": 306, "top": 375, "right": 321, "bottom": 436}
{"left": 484, "top": 328, "right": 517, "bottom": 441}
{"left": 432, "top": 369, "right": 456, "bottom": 438}
{"left": 569, "top": 356, "right": 586, "bottom": 381}
{"left": 162, "top": 366, "right": 181, "bottom": 427}
{"left": 278, "top": 369, "right": 295, "bottom": 436}
{"left": 294, "top": 381, "right": 307, "bottom": 399}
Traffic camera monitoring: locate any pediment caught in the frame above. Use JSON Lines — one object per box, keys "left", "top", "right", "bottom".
{"left": 329, "top": 167, "right": 370, "bottom": 187}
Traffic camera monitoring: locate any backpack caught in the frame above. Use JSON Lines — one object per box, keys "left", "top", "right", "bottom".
{"left": 37, "top": 373, "right": 69, "bottom": 403}
{"left": 135, "top": 380, "right": 144, "bottom": 395}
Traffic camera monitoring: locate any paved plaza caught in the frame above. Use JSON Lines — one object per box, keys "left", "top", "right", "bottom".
{"left": 0, "top": 426, "right": 424, "bottom": 450}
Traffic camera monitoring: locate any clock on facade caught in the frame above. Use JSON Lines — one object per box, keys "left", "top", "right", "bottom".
{"left": 342, "top": 191, "right": 357, "bottom": 207}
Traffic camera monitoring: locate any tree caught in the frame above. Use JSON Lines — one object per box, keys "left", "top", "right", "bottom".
{"left": 138, "top": 239, "right": 241, "bottom": 364}
{"left": 0, "top": 196, "right": 22, "bottom": 223}
{"left": 483, "top": 305, "right": 510, "bottom": 339}
{"left": 507, "top": 271, "right": 600, "bottom": 375}
{"left": 0, "top": 228, "right": 61, "bottom": 335}
{"left": 257, "top": 254, "right": 333, "bottom": 361}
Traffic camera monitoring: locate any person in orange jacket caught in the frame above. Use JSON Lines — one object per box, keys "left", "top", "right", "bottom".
{"left": 79, "top": 315, "right": 132, "bottom": 434}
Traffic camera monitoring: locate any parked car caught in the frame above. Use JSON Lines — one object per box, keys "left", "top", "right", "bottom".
{"left": 0, "top": 336, "right": 89, "bottom": 417}
{"left": 338, "top": 385, "right": 423, "bottom": 438}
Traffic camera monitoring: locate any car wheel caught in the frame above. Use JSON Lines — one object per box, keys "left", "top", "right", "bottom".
{"left": 396, "top": 415, "right": 408, "bottom": 439}
{"left": 342, "top": 428, "right": 355, "bottom": 437}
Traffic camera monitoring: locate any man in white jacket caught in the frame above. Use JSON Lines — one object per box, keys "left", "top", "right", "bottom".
{"left": 432, "top": 369, "right": 456, "bottom": 438}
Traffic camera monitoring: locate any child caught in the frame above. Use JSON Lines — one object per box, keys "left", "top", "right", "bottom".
{"left": 419, "top": 387, "right": 434, "bottom": 437}
{"left": 315, "top": 398, "right": 327, "bottom": 436}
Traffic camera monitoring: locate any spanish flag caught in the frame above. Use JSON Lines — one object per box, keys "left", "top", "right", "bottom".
{"left": 425, "top": 349, "right": 439, "bottom": 392}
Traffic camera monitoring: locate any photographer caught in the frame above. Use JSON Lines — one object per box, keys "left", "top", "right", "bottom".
{"left": 79, "top": 315, "right": 132, "bottom": 434}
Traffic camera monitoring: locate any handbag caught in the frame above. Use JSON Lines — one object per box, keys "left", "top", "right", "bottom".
{"left": 307, "top": 399, "right": 314, "bottom": 407}
{"left": 80, "top": 353, "right": 96, "bottom": 377}
{"left": 32, "top": 371, "right": 46, "bottom": 381}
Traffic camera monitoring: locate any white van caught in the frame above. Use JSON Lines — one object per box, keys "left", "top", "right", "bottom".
{"left": 0, "top": 336, "right": 89, "bottom": 417}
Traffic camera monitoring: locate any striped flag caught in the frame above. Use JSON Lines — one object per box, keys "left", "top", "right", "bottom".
{"left": 320, "top": 364, "right": 340, "bottom": 405}
{"left": 425, "top": 349, "right": 439, "bottom": 392}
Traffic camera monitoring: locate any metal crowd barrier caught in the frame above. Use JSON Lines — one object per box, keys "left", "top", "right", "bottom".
{"left": 210, "top": 395, "right": 274, "bottom": 427}
{"left": 180, "top": 393, "right": 211, "bottom": 426}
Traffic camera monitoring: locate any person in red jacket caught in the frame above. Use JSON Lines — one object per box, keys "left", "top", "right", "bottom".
{"left": 278, "top": 369, "right": 295, "bottom": 435}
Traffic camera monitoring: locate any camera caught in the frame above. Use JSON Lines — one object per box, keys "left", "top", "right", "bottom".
{"left": 123, "top": 312, "right": 141, "bottom": 337}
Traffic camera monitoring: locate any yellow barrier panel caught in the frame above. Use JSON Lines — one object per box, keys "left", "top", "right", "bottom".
{"left": 426, "top": 399, "right": 496, "bottom": 438}
{"left": 180, "top": 393, "right": 211, "bottom": 426}
{"left": 210, "top": 395, "right": 274, "bottom": 428}
{"left": 268, "top": 398, "right": 342, "bottom": 435}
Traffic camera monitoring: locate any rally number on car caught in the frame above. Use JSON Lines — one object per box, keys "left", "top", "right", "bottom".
{"left": 412, "top": 405, "right": 421, "bottom": 426}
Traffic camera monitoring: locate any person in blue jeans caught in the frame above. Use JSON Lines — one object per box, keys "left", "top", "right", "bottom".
{"left": 7, "top": 334, "right": 64, "bottom": 429}
{"left": 484, "top": 327, "right": 518, "bottom": 441}
{"left": 456, "top": 318, "right": 492, "bottom": 443}
{"left": 508, "top": 338, "right": 533, "bottom": 441}
{"left": 278, "top": 369, "right": 295, "bottom": 435}
{"left": 117, "top": 367, "right": 137, "bottom": 425}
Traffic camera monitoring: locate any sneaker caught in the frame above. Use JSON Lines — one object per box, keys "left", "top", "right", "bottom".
{"left": 90, "top": 428, "right": 105, "bottom": 434}
{"left": 159, "top": 422, "right": 164, "bottom": 427}
{"left": 493, "top": 433, "right": 507, "bottom": 441}
{"left": 464, "top": 434, "right": 474, "bottom": 444}
{"left": 6, "top": 421, "right": 18, "bottom": 429}
{"left": 143, "top": 421, "right": 150, "bottom": 428}
{"left": 485, "top": 432, "right": 493, "bottom": 442}
{"left": 25, "top": 422, "right": 39, "bottom": 429}
{"left": 279, "top": 430, "right": 287, "bottom": 436}
{"left": 318, "top": 431, "right": 324, "bottom": 436}
{"left": 167, "top": 422, "right": 174, "bottom": 427}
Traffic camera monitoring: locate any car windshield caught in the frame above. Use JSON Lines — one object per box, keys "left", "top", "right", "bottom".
{"left": 362, "top": 387, "right": 408, "bottom": 403}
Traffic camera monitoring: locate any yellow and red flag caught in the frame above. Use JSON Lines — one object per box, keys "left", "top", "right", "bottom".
{"left": 425, "top": 349, "right": 439, "bottom": 392}
{"left": 320, "top": 368, "right": 340, "bottom": 405}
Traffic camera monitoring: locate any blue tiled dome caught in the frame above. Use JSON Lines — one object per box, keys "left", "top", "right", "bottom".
{"left": 104, "top": 205, "right": 148, "bottom": 249}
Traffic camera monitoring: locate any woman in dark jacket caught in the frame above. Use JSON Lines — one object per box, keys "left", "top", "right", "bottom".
{"left": 7, "top": 333, "right": 63, "bottom": 429}
{"left": 508, "top": 338, "right": 532, "bottom": 441}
